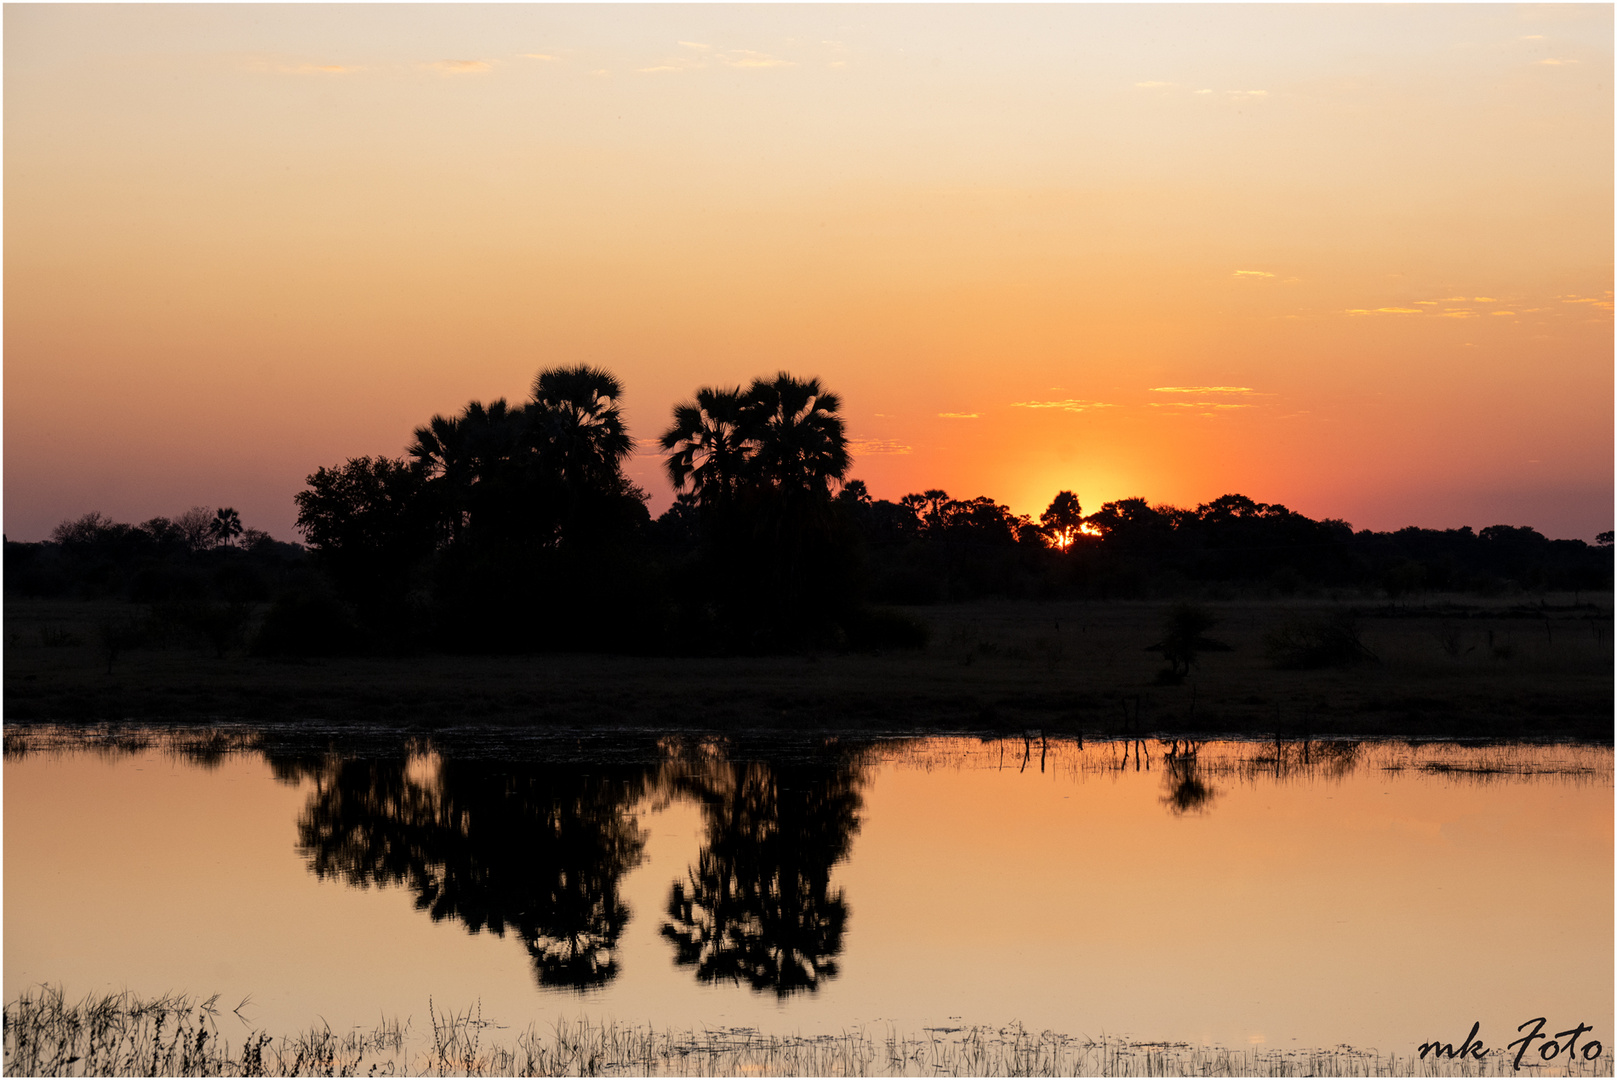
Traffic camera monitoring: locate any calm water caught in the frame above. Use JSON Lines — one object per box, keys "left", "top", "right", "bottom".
{"left": 4, "top": 730, "right": 1611, "bottom": 1058}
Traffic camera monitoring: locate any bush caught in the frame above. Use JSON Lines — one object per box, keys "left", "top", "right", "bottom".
{"left": 1264, "top": 610, "right": 1377, "bottom": 669}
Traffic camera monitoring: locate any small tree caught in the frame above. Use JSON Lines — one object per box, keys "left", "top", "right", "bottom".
{"left": 209, "top": 508, "right": 243, "bottom": 548}
{"left": 1040, "top": 491, "right": 1084, "bottom": 549}
{"left": 1145, "top": 603, "right": 1231, "bottom": 683}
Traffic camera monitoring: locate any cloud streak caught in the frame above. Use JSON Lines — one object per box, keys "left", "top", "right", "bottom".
{"left": 847, "top": 438, "right": 913, "bottom": 456}
{"left": 1149, "top": 386, "right": 1259, "bottom": 395}
{"left": 1010, "top": 399, "right": 1115, "bottom": 412}
{"left": 424, "top": 59, "right": 493, "bottom": 75}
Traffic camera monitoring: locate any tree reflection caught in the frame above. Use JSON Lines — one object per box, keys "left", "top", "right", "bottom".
{"left": 1159, "top": 741, "right": 1217, "bottom": 815}
{"left": 661, "top": 747, "right": 865, "bottom": 997}
{"left": 284, "top": 751, "right": 653, "bottom": 990}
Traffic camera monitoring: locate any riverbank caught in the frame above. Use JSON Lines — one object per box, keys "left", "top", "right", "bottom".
{"left": 5, "top": 595, "right": 1611, "bottom": 741}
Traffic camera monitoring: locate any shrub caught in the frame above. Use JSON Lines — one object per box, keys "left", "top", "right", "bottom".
{"left": 1264, "top": 610, "right": 1377, "bottom": 669}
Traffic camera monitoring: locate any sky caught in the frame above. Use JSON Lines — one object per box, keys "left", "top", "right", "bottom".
{"left": 5, "top": 4, "right": 1612, "bottom": 543}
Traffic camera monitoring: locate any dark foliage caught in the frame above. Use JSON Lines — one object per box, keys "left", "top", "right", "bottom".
{"left": 5, "top": 509, "right": 305, "bottom": 606}
{"left": 1264, "top": 610, "right": 1379, "bottom": 669}
{"left": 12, "top": 368, "right": 1609, "bottom": 660}
{"left": 1144, "top": 603, "right": 1232, "bottom": 683}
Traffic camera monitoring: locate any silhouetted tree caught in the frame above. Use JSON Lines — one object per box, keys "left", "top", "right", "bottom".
{"left": 742, "top": 373, "right": 849, "bottom": 497}
{"left": 1040, "top": 491, "right": 1085, "bottom": 550}
{"left": 1145, "top": 603, "right": 1231, "bottom": 682}
{"left": 661, "top": 386, "right": 750, "bottom": 508}
{"left": 660, "top": 372, "right": 856, "bottom": 650}
{"left": 293, "top": 456, "right": 440, "bottom": 635}
{"left": 529, "top": 365, "right": 635, "bottom": 496}
{"left": 209, "top": 508, "right": 243, "bottom": 548}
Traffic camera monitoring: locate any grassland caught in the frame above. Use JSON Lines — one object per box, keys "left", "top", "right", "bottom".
{"left": 3, "top": 594, "right": 1610, "bottom": 741}
{"left": 8, "top": 985, "right": 1611, "bottom": 1078}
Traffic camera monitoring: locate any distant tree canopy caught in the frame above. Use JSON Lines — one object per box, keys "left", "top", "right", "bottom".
{"left": 10, "top": 365, "right": 1611, "bottom": 656}
{"left": 5, "top": 505, "right": 302, "bottom": 606}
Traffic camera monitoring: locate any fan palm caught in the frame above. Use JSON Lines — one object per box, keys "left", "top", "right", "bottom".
{"left": 660, "top": 386, "right": 751, "bottom": 507}
{"left": 742, "top": 373, "right": 850, "bottom": 495}
{"left": 409, "top": 399, "right": 523, "bottom": 541}
{"left": 529, "top": 366, "right": 633, "bottom": 490}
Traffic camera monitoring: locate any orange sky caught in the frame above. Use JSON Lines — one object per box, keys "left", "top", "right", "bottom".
{"left": 5, "top": 5, "right": 1612, "bottom": 541}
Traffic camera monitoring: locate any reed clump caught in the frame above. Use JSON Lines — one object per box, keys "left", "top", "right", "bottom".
{"left": 7, "top": 986, "right": 1612, "bottom": 1077}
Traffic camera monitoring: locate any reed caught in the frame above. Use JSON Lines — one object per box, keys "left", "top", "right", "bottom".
{"left": 6, "top": 986, "right": 1610, "bottom": 1078}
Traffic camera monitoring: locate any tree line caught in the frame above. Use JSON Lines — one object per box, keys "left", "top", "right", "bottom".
{"left": 5, "top": 363, "right": 1611, "bottom": 656}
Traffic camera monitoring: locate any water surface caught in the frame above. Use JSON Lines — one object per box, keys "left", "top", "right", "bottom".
{"left": 5, "top": 731, "right": 1610, "bottom": 1058}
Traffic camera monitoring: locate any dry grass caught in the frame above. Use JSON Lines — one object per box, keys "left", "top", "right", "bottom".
{"left": 8, "top": 986, "right": 1609, "bottom": 1078}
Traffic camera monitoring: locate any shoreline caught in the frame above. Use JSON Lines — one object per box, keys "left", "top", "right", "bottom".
{"left": 6, "top": 595, "right": 1612, "bottom": 743}
{"left": 6, "top": 985, "right": 1612, "bottom": 1078}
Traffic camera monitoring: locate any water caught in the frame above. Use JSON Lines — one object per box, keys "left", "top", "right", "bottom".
{"left": 4, "top": 729, "right": 1611, "bottom": 1060}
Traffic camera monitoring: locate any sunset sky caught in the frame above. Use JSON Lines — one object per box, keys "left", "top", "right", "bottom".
{"left": 5, "top": 4, "right": 1612, "bottom": 542}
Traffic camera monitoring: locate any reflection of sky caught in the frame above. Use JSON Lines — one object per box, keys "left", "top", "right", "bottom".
{"left": 5, "top": 5, "right": 1612, "bottom": 542}
{"left": 4, "top": 739, "right": 1612, "bottom": 1054}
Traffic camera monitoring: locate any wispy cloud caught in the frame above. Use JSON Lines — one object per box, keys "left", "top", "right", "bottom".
{"left": 938, "top": 412, "right": 980, "bottom": 419}
{"left": 723, "top": 50, "right": 794, "bottom": 68}
{"left": 1436, "top": 310, "right": 1477, "bottom": 319}
{"left": 243, "top": 58, "right": 363, "bottom": 75}
{"left": 1149, "top": 386, "right": 1259, "bottom": 395}
{"left": 1538, "top": 58, "right": 1577, "bottom": 65}
{"left": 1234, "top": 270, "right": 1274, "bottom": 278}
{"left": 1472, "top": 296, "right": 1499, "bottom": 302}
{"left": 640, "top": 44, "right": 795, "bottom": 74}
{"left": 1194, "top": 89, "right": 1213, "bottom": 94}
{"left": 847, "top": 438, "right": 913, "bottom": 456}
{"left": 424, "top": 59, "right": 493, "bottom": 75}
{"left": 1227, "top": 89, "right": 1267, "bottom": 97}
{"left": 1492, "top": 311, "right": 1516, "bottom": 316}
{"left": 1150, "top": 402, "right": 1253, "bottom": 414}
{"left": 1010, "top": 399, "right": 1114, "bottom": 413}
{"left": 520, "top": 53, "right": 559, "bottom": 62}
{"left": 1346, "top": 307, "right": 1422, "bottom": 315}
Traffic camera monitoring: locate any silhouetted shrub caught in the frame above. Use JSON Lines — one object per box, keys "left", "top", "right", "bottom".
{"left": 151, "top": 599, "right": 256, "bottom": 658}
{"left": 1264, "top": 611, "right": 1377, "bottom": 669}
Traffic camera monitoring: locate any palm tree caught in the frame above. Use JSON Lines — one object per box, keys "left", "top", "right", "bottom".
{"left": 408, "top": 399, "right": 522, "bottom": 542}
{"left": 660, "top": 386, "right": 750, "bottom": 507}
{"left": 742, "top": 373, "right": 850, "bottom": 496}
{"left": 528, "top": 366, "right": 633, "bottom": 491}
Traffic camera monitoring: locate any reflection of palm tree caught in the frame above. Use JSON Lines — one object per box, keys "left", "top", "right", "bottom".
{"left": 661, "top": 387, "right": 750, "bottom": 507}
{"left": 661, "top": 750, "right": 865, "bottom": 996}
{"left": 289, "top": 754, "right": 652, "bottom": 990}
{"left": 1159, "top": 742, "right": 1217, "bottom": 815}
